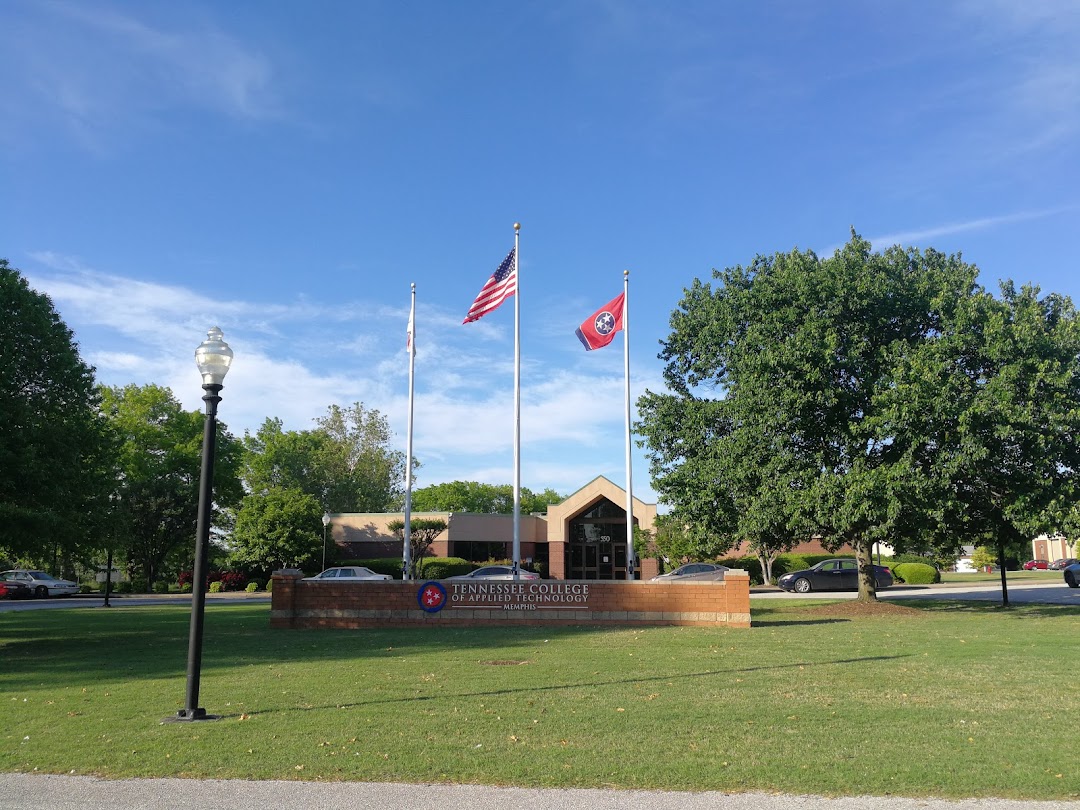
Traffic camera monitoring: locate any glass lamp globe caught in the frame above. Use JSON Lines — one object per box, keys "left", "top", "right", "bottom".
{"left": 195, "top": 327, "right": 234, "bottom": 386}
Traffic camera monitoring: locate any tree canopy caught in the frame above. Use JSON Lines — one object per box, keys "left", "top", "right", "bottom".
{"left": 243, "top": 403, "right": 409, "bottom": 513}
{"left": 230, "top": 487, "right": 324, "bottom": 573}
{"left": 100, "top": 383, "right": 243, "bottom": 587}
{"left": 410, "top": 480, "right": 565, "bottom": 514}
{"left": 0, "top": 259, "right": 113, "bottom": 562}
{"left": 638, "top": 232, "right": 1080, "bottom": 600}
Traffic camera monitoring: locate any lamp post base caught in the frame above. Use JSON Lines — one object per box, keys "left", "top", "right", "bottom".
{"left": 163, "top": 708, "right": 221, "bottom": 722}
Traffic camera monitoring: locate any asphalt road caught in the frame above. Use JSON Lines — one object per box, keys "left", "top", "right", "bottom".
{"left": 1, "top": 774, "right": 1078, "bottom": 810}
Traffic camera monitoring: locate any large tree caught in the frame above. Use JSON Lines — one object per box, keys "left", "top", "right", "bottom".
{"left": 882, "top": 283, "right": 1080, "bottom": 604}
{"left": 0, "top": 259, "right": 113, "bottom": 564}
{"left": 410, "top": 480, "right": 565, "bottom": 514}
{"left": 101, "top": 384, "right": 243, "bottom": 588}
{"left": 640, "top": 234, "right": 980, "bottom": 600}
{"left": 230, "top": 487, "right": 324, "bottom": 573}
{"left": 243, "top": 403, "right": 410, "bottom": 514}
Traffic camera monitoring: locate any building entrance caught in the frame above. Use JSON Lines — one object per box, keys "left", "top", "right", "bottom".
{"left": 565, "top": 497, "right": 637, "bottom": 580}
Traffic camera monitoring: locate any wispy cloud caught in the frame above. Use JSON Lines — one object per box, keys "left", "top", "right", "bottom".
{"left": 21, "top": 253, "right": 655, "bottom": 496}
{"left": 0, "top": 2, "right": 279, "bottom": 149}
{"left": 865, "top": 207, "right": 1075, "bottom": 250}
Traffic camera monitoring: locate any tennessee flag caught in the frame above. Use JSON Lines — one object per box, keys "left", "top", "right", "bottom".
{"left": 575, "top": 292, "right": 625, "bottom": 351}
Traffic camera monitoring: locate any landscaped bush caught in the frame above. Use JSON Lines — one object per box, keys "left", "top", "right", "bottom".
{"left": 245, "top": 582, "right": 260, "bottom": 593}
{"left": 209, "top": 581, "right": 224, "bottom": 593}
{"left": 115, "top": 581, "right": 132, "bottom": 594}
{"left": 893, "top": 562, "right": 940, "bottom": 584}
{"left": 180, "top": 582, "right": 192, "bottom": 593}
{"left": 151, "top": 581, "right": 169, "bottom": 594}
{"left": 419, "top": 557, "right": 474, "bottom": 579}
{"left": 265, "top": 578, "right": 273, "bottom": 593}
{"left": 217, "top": 571, "right": 248, "bottom": 591}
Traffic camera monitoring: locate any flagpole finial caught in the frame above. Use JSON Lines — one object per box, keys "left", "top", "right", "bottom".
{"left": 411, "top": 282, "right": 416, "bottom": 291}
{"left": 624, "top": 269, "right": 629, "bottom": 278}
{"left": 513, "top": 222, "right": 521, "bottom": 232}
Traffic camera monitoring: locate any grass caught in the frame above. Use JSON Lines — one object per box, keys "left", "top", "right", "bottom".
{"left": 938, "top": 570, "right": 1062, "bottom": 583}
{"left": 1, "top": 600, "right": 1077, "bottom": 799}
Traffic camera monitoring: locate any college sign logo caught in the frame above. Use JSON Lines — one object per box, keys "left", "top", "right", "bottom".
{"left": 417, "top": 581, "right": 447, "bottom": 612}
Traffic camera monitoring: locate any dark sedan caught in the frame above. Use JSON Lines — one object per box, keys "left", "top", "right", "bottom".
{"left": 777, "top": 559, "right": 894, "bottom": 593}
{"left": 1063, "top": 562, "right": 1080, "bottom": 589}
{"left": 0, "top": 579, "right": 32, "bottom": 600}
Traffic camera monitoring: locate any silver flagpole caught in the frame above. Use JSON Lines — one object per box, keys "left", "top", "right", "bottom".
{"left": 512, "top": 223, "right": 522, "bottom": 580}
{"left": 403, "top": 283, "right": 416, "bottom": 580}
{"left": 623, "top": 269, "right": 636, "bottom": 580}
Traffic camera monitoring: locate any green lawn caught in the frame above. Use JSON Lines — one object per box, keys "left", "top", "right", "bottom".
{"left": 1, "top": 600, "right": 1077, "bottom": 799}
{"left": 938, "top": 569, "right": 1063, "bottom": 583}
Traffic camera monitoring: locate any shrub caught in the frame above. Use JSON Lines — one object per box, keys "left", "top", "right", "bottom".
{"left": 180, "top": 582, "right": 192, "bottom": 593}
{"left": 893, "top": 562, "right": 940, "bottom": 584}
{"left": 209, "top": 581, "right": 224, "bottom": 593}
{"left": 265, "top": 578, "right": 273, "bottom": 593}
{"left": 151, "top": 581, "right": 169, "bottom": 594}
{"left": 217, "top": 571, "right": 248, "bottom": 591}
{"left": 115, "top": 581, "right": 132, "bottom": 594}
{"left": 419, "top": 557, "right": 473, "bottom": 579}
{"left": 245, "top": 581, "right": 260, "bottom": 593}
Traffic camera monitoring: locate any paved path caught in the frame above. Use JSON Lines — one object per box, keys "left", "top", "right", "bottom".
{"left": 1, "top": 774, "right": 1078, "bottom": 810}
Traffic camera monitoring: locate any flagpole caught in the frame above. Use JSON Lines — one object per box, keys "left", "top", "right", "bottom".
{"left": 403, "top": 283, "right": 416, "bottom": 580}
{"left": 512, "top": 222, "right": 522, "bottom": 580}
{"left": 623, "top": 269, "right": 636, "bottom": 580}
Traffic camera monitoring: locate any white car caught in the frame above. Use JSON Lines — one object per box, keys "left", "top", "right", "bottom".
{"left": 0, "top": 570, "right": 80, "bottom": 598}
{"left": 451, "top": 565, "right": 540, "bottom": 581}
{"left": 650, "top": 562, "right": 730, "bottom": 583}
{"left": 305, "top": 566, "right": 391, "bottom": 582}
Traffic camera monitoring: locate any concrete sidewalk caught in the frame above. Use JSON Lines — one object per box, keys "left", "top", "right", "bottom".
{"left": 1, "top": 775, "right": 1078, "bottom": 810}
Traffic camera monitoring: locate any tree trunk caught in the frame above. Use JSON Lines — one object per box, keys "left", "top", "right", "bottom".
{"left": 757, "top": 552, "right": 773, "bottom": 585}
{"left": 855, "top": 540, "right": 878, "bottom": 602}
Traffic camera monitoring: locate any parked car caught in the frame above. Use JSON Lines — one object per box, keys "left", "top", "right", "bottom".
{"left": 651, "top": 562, "right": 729, "bottom": 582}
{"left": 451, "top": 565, "right": 540, "bottom": 581}
{"left": 1022, "top": 560, "right": 1050, "bottom": 570}
{"left": 776, "top": 559, "right": 894, "bottom": 593}
{"left": 304, "top": 566, "right": 391, "bottom": 582}
{"left": 0, "top": 570, "right": 80, "bottom": 598}
{"left": 1050, "top": 558, "right": 1078, "bottom": 570}
{"left": 1063, "top": 562, "right": 1080, "bottom": 589}
{"left": 0, "top": 579, "right": 32, "bottom": 600}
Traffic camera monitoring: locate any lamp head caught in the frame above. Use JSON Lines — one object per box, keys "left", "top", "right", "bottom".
{"left": 195, "top": 327, "right": 233, "bottom": 387}
{"left": 322, "top": 513, "right": 331, "bottom": 527}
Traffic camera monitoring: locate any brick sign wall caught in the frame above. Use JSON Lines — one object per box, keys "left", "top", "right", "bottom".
{"left": 270, "top": 570, "right": 751, "bottom": 629}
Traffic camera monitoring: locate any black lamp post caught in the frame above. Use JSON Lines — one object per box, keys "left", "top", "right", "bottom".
{"left": 169, "top": 326, "right": 233, "bottom": 723}
{"left": 322, "top": 512, "right": 331, "bottom": 572}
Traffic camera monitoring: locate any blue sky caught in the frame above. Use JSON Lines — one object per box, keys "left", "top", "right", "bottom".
{"left": 2, "top": 1, "right": 1078, "bottom": 505}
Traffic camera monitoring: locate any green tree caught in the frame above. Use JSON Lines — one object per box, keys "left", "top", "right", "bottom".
{"left": 410, "top": 481, "right": 565, "bottom": 514}
{"left": 101, "top": 384, "right": 243, "bottom": 589}
{"left": 230, "top": 487, "right": 324, "bottom": 573}
{"left": 883, "top": 284, "right": 1080, "bottom": 604}
{"left": 0, "top": 259, "right": 114, "bottom": 564}
{"left": 316, "top": 403, "right": 409, "bottom": 512}
{"left": 640, "top": 233, "right": 979, "bottom": 600}
{"left": 243, "top": 404, "right": 411, "bottom": 514}
{"left": 969, "top": 546, "right": 997, "bottom": 571}
{"left": 387, "top": 517, "right": 448, "bottom": 578}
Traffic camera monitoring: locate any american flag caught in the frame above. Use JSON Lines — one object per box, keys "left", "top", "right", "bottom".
{"left": 463, "top": 247, "right": 516, "bottom": 324}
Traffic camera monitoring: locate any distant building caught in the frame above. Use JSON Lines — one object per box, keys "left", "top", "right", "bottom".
{"left": 328, "top": 476, "right": 660, "bottom": 580}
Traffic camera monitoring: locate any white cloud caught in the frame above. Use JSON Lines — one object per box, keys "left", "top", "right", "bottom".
{"left": 0, "top": 3, "right": 279, "bottom": 149}
{"left": 21, "top": 253, "right": 660, "bottom": 500}
{"left": 865, "top": 207, "right": 1074, "bottom": 251}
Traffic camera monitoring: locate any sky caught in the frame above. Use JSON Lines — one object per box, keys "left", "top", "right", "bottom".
{"left": 2, "top": 0, "right": 1078, "bottom": 506}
